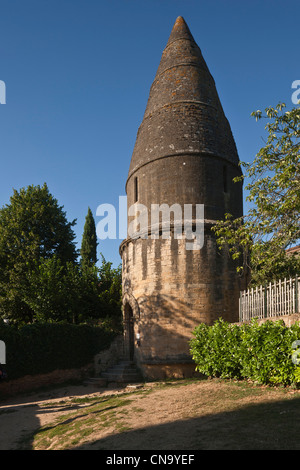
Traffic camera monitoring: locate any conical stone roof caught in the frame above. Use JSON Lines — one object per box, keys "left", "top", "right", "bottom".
{"left": 127, "top": 16, "right": 240, "bottom": 185}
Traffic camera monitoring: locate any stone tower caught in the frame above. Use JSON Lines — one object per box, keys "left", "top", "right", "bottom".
{"left": 119, "top": 16, "right": 244, "bottom": 379}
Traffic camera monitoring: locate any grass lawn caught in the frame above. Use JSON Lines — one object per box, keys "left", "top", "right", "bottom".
{"left": 15, "top": 378, "right": 300, "bottom": 450}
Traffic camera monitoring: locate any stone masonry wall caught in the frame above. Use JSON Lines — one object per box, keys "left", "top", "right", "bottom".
{"left": 121, "top": 227, "right": 243, "bottom": 377}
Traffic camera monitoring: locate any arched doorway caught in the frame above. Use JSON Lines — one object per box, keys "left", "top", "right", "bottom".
{"left": 124, "top": 303, "right": 134, "bottom": 361}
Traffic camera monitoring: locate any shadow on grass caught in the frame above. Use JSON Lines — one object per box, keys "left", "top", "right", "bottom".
{"left": 72, "top": 395, "right": 300, "bottom": 450}
{"left": 3, "top": 380, "right": 300, "bottom": 450}
{"left": 0, "top": 384, "right": 129, "bottom": 450}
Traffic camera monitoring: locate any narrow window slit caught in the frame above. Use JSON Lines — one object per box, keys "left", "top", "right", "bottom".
{"left": 223, "top": 166, "right": 228, "bottom": 193}
{"left": 134, "top": 176, "right": 138, "bottom": 203}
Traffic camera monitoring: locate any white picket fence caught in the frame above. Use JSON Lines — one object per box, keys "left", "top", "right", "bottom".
{"left": 239, "top": 275, "right": 300, "bottom": 322}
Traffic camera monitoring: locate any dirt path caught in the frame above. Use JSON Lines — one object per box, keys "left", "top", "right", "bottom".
{"left": 0, "top": 383, "right": 128, "bottom": 450}
{"left": 1, "top": 379, "right": 300, "bottom": 450}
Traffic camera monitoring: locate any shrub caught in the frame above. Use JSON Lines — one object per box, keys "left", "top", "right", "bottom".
{"left": 190, "top": 319, "right": 300, "bottom": 386}
{"left": 0, "top": 322, "right": 116, "bottom": 380}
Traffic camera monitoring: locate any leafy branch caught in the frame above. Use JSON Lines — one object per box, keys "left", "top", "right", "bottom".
{"left": 213, "top": 103, "right": 300, "bottom": 285}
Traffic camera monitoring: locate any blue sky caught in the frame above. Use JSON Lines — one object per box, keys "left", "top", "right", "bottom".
{"left": 0, "top": 0, "right": 299, "bottom": 267}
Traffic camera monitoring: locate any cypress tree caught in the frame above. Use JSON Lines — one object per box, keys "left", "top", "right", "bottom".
{"left": 81, "top": 207, "right": 98, "bottom": 268}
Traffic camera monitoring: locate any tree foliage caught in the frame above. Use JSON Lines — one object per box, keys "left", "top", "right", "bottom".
{"left": 1, "top": 251, "right": 122, "bottom": 328}
{"left": 0, "top": 184, "right": 122, "bottom": 328}
{"left": 97, "top": 254, "right": 122, "bottom": 329}
{"left": 0, "top": 184, "right": 78, "bottom": 323}
{"left": 80, "top": 207, "right": 98, "bottom": 269}
{"left": 213, "top": 103, "right": 300, "bottom": 285}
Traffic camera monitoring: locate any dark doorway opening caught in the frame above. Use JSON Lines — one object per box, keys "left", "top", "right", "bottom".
{"left": 124, "top": 303, "right": 134, "bottom": 361}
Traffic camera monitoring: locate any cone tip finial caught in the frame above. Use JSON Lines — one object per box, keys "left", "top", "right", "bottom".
{"left": 175, "top": 16, "right": 185, "bottom": 23}
{"left": 173, "top": 16, "right": 187, "bottom": 29}
{"left": 166, "top": 16, "right": 194, "bottom": 45}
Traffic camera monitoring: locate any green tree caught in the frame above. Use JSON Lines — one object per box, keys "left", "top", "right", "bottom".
{"left": 25, "top": 257, "right": 77, "bottom": 323}
{"left": 0, "top": 183, "right": 78, "bottom": 324}
{"left": 80, "top": 207, "right": 97, "bottom": 269}
{"left": 25, "top": 257, "right": 104, "bottom": 324}
{"left": 98, "top": 254, "right": 122, "bottom": 330}
{"left": 213, "top": 103, "right": 300, "bottom": 285}
{"left": 25, "top": 255, "right": 122, "bottom": 327}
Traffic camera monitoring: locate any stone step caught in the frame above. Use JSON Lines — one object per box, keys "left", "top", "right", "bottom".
{"left": 117, "top": 360, "right": 135, "bottom": 366}
{"left": 101, "top": 376, "right": 142, "bottom": 383}
{"left": 100, "top": 359, "right": 143, "bottom": 383}
{"left": 102, "top": 370, "right": 143, "bottom": 379}
{"left": 84, "top": 359, "right": 144, "bottom": 386}
{"left": 83, "top": 377, "right": 108, "bottom": 388}
{"left": 104, "top": 365, "right": 138, "bottom": 373}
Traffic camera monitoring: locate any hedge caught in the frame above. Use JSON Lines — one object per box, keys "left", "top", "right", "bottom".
{"left": 0, "top": 322, "right": 116, "bottom": 380}
{"left": 190, "top": 319, "right": 300, "bottom": 386}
